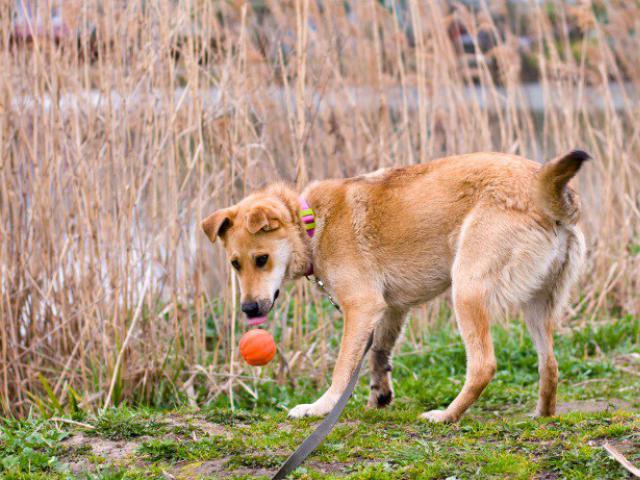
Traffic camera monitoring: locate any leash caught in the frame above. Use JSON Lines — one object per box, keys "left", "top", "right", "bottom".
{"left": 272, "top": 332, "right": 373, "bottom": 479}
{"left": 306, "top": 275, "right": 341, "bottom": 312}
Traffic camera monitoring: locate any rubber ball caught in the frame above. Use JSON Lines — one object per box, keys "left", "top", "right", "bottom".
{"left": 239, "top": 328, "right": 276, "bottom": 366}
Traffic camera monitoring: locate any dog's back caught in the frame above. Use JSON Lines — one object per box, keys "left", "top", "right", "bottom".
{"left": 318, "top": 152, "right": 586, "bottom": 310}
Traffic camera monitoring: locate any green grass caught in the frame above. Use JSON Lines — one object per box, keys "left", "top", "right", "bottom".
{"left": 1, "top": 316, "right": 638, "bottom": 479}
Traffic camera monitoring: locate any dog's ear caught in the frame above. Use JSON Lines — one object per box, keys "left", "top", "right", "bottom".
{"left": 202, "top": 208, "right": 235, "bottom": 243}
{"left": 245, "top": 202, "right": 288, "bottom": 234}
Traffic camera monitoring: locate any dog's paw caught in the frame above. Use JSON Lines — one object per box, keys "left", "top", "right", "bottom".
{"left": 419, "top": 409, "right": 454, "bottom": 423}
{"left": 288, "top": 402, "right": 329, "bottom": 419}
{"left": 534, "top": 408, "right": 556, "bottom": 418}
{"left": 367, "top": 388, "right": 393, "bottom": 409}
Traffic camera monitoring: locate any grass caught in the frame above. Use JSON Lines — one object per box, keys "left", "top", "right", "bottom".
{"left": 1, "top": 315, "right": 638, "bottom": 479}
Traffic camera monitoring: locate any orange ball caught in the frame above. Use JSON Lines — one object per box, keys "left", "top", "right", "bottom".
{"left": 239, "top": 328, "right": 276, "bottom": 366}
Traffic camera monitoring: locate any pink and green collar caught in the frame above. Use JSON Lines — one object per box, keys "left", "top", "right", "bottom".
{"left": 299, "top": 196, "right": 316, "bottom": 238}
{"left": 299, "top": 196, "right": 316, "bottom": 276}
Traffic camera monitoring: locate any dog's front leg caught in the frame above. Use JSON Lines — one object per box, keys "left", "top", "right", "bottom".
{"left": 288, "top": 303, "right": 385, "bottom": 418}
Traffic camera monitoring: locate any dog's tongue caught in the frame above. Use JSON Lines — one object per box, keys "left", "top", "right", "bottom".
{"left": 248, "top": 316, "right": 267, "bottom": 327}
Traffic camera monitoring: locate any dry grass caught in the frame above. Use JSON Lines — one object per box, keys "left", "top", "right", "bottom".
{"left": 0, "top": 0, "right": 638, "bottom": 416}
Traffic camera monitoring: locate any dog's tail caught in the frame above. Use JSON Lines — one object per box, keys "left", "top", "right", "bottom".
{"left": 535, "top": 150, "right": 590, "bottom": 224}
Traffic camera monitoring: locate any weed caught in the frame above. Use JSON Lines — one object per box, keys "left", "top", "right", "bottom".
{"left": 92, "top": 408, "right": 166, "bottom": 440}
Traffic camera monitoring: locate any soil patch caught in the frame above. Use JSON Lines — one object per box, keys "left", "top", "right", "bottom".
{"left": 165, "top": 414, "right": 230, "bottom": 438}
{"left": 557, "top": 399, "right": 631, "bottom": 414}
{"left": 172, "top": 458, "right": 353, "bottom": 478}
{"left": 61, "top": 433, "right": 151, "bottom": 473}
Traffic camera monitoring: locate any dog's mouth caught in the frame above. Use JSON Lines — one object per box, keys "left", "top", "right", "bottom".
{"left": 247, "top": 316, "right": 267, "bottom": 326}
{"left": 247, "top": 289, "right": 280, "bottom": 327}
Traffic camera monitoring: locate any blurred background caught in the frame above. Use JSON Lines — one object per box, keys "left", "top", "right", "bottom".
{"left": 1, "top": 0, "right": 638, "bottom": 416}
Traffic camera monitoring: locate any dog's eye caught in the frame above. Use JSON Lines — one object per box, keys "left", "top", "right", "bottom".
{"left": 255, "top": 254, "right": 269, "bottom": 268}
{"left": 231, "top": 259, "right": 240, "bottom": 271}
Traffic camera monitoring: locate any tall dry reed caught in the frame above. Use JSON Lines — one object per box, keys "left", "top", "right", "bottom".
{"left": 1, "top": 0, "right": 638, "bottom": 415}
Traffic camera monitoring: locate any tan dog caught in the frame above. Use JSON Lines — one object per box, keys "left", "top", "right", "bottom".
{"left": 202, "top": 151, "right": 588, "bottom": 423}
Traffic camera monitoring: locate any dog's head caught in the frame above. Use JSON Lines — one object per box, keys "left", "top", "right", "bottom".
{"left": 202, "top": 191, "right": 306, "bottom": 321}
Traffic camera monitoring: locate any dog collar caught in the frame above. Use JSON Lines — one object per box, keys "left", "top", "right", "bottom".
{"left": 298, "top": 196, "right": 341, "bottom": 310}
{"left": 299, "top": 196, "right": 316, "bottom": 276}
{"left": 298, "top": 196, "right": 316, "bottom": 238}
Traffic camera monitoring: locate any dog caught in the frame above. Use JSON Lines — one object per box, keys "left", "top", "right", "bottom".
{"left": 202, "top": 151, "right": 588, "bottom": 423}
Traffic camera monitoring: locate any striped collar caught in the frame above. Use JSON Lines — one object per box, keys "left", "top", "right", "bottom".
{"left": 298, "top": 196, "right": 316, "bottom": 238}
{"left": 298, "top": 196, "right": 339, "bottom": 309}
{"left": 299, "top": 196, "right": 316, "bottom": 276}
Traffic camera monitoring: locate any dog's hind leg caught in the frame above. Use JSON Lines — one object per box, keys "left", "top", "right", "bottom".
{"left": 421, "top": 280, "right": 496, "bottom": 423}
{"left": 368, "top": 307, "right": 407, "bottom": 409}
{"left": 421, "top": 209, "right": 584, "bottom": 424}
{"left": 524, "top": 227, "right": 585, "bottom": 417}
{"left": 524, "top": 297, "right": 558, "bottom": 416}
{"left": 422, "top": 207, "right": 555, "bottom": 423}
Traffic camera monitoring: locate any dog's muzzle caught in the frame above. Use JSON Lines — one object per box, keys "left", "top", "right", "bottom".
{"left": 242, "top": 290, "right": 280, "bottom": 326}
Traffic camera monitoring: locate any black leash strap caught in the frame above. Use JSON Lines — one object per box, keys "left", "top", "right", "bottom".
{"left": 272, "top": 333, "right": 373, "bottom": 479}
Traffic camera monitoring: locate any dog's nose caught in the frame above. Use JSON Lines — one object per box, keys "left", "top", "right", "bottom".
{"left": 241, "top": 301, "right": 261, "bottom": 318}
